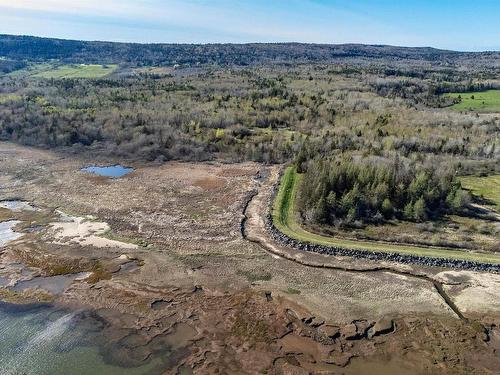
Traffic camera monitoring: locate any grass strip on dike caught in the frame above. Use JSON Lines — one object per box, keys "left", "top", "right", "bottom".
{"left": 272, "top": 166, "right": 500, "bottom": 264}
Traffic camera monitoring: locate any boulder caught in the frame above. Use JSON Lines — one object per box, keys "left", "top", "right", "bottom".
{"left": 368, "top": 317, "right": 394, "bottom": 338}
{"left": 319, "top": 324, "right": 340, "bottom": 339}
{"left": 340, "top": 323, "right": 358, "bottom": 339}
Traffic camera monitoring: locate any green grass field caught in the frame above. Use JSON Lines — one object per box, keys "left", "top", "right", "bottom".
{"left": 271, "top": 166, "right": 500, "bottom": 264}
{"left": 460, "top": 175, "right": 500, "bottom": 212}
{"left": 31, "top": 64, "right": 118, "bottom": 79}
{"left": 445, "top": 90, "right": 500, "bottom": 112}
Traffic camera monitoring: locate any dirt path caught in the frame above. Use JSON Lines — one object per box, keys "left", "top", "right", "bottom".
{"left": 243, "top": 166, "right": 468, "bottom": 321}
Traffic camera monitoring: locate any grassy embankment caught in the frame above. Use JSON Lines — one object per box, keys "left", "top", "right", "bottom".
{"left": 445, "top": 90, "right": 500, "bottom": 112}
{"left": 272, "top": 166, "right": 500, "bottom": 264}
{"left": 460, "top": 174, "right": 500, "bottom": 212}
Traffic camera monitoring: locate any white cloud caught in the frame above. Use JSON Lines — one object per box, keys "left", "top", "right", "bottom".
{"left": 0, "top": 0, "right": 425, "bottom": 45}
{"left": 0, "top": 0, "right": 143, "bottom": 16}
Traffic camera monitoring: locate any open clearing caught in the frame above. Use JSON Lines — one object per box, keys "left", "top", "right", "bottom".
{"left": 272, "top": 166, "right": 500, "bottom": 264}
{"left": 460, "top": 174, "right": 500, "bottom": 211}
{"left": 28, "top": 64, "right": 118, "bottom": 79}
{"left": 445, "top": 89, "right": 500, "bottom": 112}
{"left": 5, "top": 63, "right": 118, "bottom": 79}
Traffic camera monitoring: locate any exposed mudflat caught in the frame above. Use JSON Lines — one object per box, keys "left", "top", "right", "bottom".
{"left": 0, "top": 142, "right": 499, "bottom": 374}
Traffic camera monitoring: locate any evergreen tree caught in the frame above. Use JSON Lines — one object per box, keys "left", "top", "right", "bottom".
{"left": 413, "top": 197, "right": 428, "bottom": 222}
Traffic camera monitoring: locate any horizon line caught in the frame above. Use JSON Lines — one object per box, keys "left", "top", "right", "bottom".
{"left": 2, "top": 32, "right": 500, "bottom": 54}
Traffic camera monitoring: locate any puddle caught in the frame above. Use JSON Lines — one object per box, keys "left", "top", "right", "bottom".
{"left": 151, "top": 300, "right": 171, "bottom": 311}
{"left": 0, "top": 200, "right": 37, "bottom": 212}
{"left": 120, "top": 261, "right": 139, "bottom": 273}
{"left": 0, "top": 276, "right": 9, "bottom": 287}
{"left": 11, "top": 272, "right": 91, "bottom": 295}
{"left": 81, "top": 165, "right": 134, "bottom": 178}
{"left": 0, "top": 220, "right": 23, "bottom": 246}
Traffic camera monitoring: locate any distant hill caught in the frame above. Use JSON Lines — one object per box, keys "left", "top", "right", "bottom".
{"left": 0, "top": 34, "right": 499, "bottom": 67}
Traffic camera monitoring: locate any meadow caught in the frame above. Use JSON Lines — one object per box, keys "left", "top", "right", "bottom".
{"left": 31, "top": 64, "right": 118, "bottom": 79}
{"left": 445, "top": 90, "right": 500, "bottom": 112}
{"left": 3, "top": 63, "right": 118, "bottom": 79}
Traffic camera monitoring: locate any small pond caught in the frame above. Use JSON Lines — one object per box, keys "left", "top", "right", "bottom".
{"left": 81, "top": 165, "right": 134, "bottom": 178}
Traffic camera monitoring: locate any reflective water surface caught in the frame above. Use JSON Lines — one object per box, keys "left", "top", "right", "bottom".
{"left": 0, "top": 303, "right": 168, "bottom": 375}
{"left": 81, "top": 165, "right": 134, "bottom": 178}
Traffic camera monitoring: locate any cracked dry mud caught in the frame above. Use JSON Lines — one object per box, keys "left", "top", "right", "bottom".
{"left": 0, "top": 142, "right": 500, "bottom": 375}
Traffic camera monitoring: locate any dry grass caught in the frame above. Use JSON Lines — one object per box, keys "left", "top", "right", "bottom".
{"left": 0, "top": 288, "right": 54, "bottom": 303}
{"left": 193, "top": 176, "right": 226, "bottom": 190}
{"left": 14, "top": 246, "right": 92, "bottom": 276}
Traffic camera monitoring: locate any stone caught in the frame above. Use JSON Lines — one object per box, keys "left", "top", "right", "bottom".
{"left": 368, "top": 317, "right": 394, "bottom": 338}
{"left": 354, "top": 320, "right": 372, "bottom": 337}
{"left": 310, "top": 317, "right": 325, "bottom": 327}
{"left": 319, "top": 324, "right": 340, "bottom": 339}
{"left": 341, "top": 323, "right": 359, "bottom": 339}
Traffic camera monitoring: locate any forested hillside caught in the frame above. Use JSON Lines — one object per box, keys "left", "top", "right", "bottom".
{"left": 1, "top": 34, "right": 500, "bottom": 66}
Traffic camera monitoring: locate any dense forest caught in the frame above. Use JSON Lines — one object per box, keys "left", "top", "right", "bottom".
{"left": 297, "top": 156, "right": 470, "bottom": 227}
{"left": 1, "top": 34, "right": 500, "bottom": 67}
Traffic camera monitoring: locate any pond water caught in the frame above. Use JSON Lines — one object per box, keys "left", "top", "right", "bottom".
{"left": 0, "top": 302, "right": 169, "bottom": 375}
{"left": 81, "top": 165, "right": 134, "bottom": 178}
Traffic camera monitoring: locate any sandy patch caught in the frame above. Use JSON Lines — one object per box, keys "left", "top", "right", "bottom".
{"left": 438, "top": 270, "right": 500, "bottom": 314}
{"left": 48, "top": 211, "right": 138, "bottom": 249}
{"left": 0, "top": 220, "right": 23, "bottom": 247}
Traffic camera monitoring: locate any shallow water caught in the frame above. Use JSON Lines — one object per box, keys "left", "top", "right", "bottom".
{"left": 81, "top": 165, "right": 134, "bottom": 178}
{"left": 12, "top": 272, "right": 90, "bottom": 295}
{"left": 0, "top": 200, "right": 37, "bottom": 212}
{"left": 0, "top": 220, "right": 23, "bottom": 246}
{"left": 0, "top": 303, "right": 168, "bottom": 375}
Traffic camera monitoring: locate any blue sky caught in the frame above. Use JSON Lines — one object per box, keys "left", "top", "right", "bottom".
{"left": 0, "top": 0, "right": 499, "bottom": 51}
